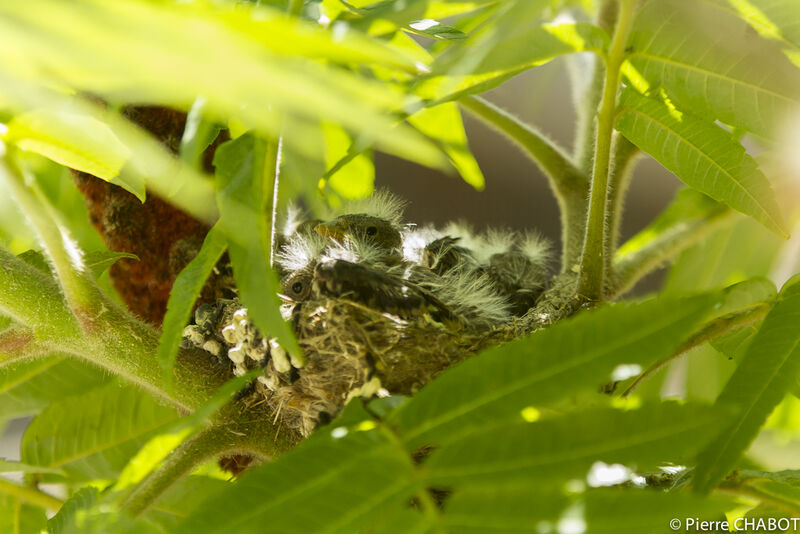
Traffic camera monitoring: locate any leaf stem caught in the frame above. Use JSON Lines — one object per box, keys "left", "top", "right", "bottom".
{"left": 604, "top": 133, "right": 641, "bottom": 280}
{"left": 621, "top": 304, "right": 770, "bottom": 397}
{"left": 611, "top": 209, "right": 736, "bottom": 298}
{"left": 0, "top": 477, "right": 64, "bottom": 511}
{"left": 577, "top": 0, "right": 636, "bottom": 301}
{"left": 458, "top": 95, "right": 589, "bottom": 269}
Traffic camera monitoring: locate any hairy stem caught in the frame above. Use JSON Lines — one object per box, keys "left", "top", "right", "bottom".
{"left": 266, "top": 136, "right": 282, "bottom": 268}
{"left": 611, "top": 209, "right": 736, "bottom": 298}
{"left": 458, "top": 95, "right": 588, "bottom": 269}
{"left": 574, "top": 0, "right": 618, "bottom": 174}
{"left": 577, "top": 0, "right": 636, "bottom": 301}
{"left": 0, "top": 248, "right": 82, "bottom": 341}
{"left": 604, "top": 133, "right": 642, "bottom": 290}
{"left": 0, "top": 153, "right": 102, "bottom": 325}
{"left": 621, "top": 304, "right": 770, "bottom": 397}
{"left": 0, "top": 477, "right": 64, "bottom": 510}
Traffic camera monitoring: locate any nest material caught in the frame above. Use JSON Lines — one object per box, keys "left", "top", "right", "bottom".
{"left": 186, "top": 291, "right": 527, "bottom": 439}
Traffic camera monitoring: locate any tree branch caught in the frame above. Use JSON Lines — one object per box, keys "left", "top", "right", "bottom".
{"left": 577, "top": 0, "right": 637, "bottom": 301}
{"left": 458, "top": 95, "right": 589, "bottom": 269}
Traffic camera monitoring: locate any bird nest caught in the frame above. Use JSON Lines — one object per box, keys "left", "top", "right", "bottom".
{"left": 191, "top": 291, "right": 520, "bottom": 440}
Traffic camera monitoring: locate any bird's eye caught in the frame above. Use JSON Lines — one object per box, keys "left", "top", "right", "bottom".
{"left": 366, "top": 226, "right": 378, "bottom": 236}
{"left": 292, "top": 281, "right": 304, "bottom": 294}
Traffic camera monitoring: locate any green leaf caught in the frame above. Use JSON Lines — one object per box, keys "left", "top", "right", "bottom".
{"left": 157, "top": 224, "right": 226, "bottom": 384}
{"left": 321, "top": 123, "right": 375, "bottom": 200}
{"left": 426, "top": 403, "right": 724, "bottom": 486}
{"left": 0, "top": 0, "right": 444, "bottom": 168}
{"left": 141, "top": 476, "right": 228, "bottom": 532}
{"left": 615, "top": 88, "right": 786, "bottom": 236}
{"left": 616, "top": 188, "right": 727, "bottom": 260}
{"left": 0, "top": 494, "right": 48, "bottom": 534}
{"left": 176, "top": 405, "right": 419, "bottom": 534}
{"left": 48, "top": 487, "right": 99, "bottom": 534}
{"left": 20, "top": 385, "right": 179, "bottom": 481}
{"left": 389, "top": 292, "right": 719, "bottom": 449}
{"left": 5, "top": 109, "right": 139, "bottom": 199}
{"left": 214, "top": 134, "right": 301, "bottom": 359}
{"left": 628, "top": 0, "right": 800, "bottom": 139}
{"left": 730, "top": 0, "right": 800, "bottom": 60}
{"left": 408, "top": 101, "right": 485, "bottom": 190}
{"left": 406, "top": 20, "right": 467, "bottom": 41}
{"left": 419, "top": 21, "right": 608, "bottom": 102}
{"left": 0, "top": 357, "right": 110, "bottom": 419}
{"left": 695, "top": 275, "right": 800, "bottom": 493}
{"left": 83, "top": 250, "right": 139, "bottom": 279}
{"left": 443, "top": 486, "right": 734, "bottom": 534}
{"left": 179, "top": 97, "right": 223, "bottom": 170}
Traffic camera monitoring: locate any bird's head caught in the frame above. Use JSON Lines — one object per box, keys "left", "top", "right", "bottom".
{"left": 315, "top": 214, "right": 403, "bottom": 253}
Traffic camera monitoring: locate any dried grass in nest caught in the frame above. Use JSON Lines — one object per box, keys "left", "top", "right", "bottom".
{"left": 255, "top": 296, "right": 525, "bottom": 439}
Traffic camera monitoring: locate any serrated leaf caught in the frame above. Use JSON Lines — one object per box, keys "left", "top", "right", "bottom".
{"left": 426, "top": 404, "right": 723, "bottom": 486}
{"left": 176, "top": 405, "right": 420, "bottom": 534}
{"left": 157, "top": 224, "right": 226, "bottom": 384}
{"left": 616, "top": 88, "right": 786, "bottom": 236}
{"left": 48, "top": 487, "right": 99, "bottom": 534}
{"left": 0, "top": 357, "right": 110, "bottom": 419}
{"left": 389, "top": 292, "right": 718, "bottom": 449}
{"left": 628, "top": 0, "right": 800, "bottom": 139}
{"left": 214, "top": 134, "right": 300, "bottom": 359}
{"left": 419, "top": 21, "right": 608, "bottom": 102}
{"left": 408, "top": 101, "right": 485, "bottom": 189}
{"left": 695, "top": 275, "right": 800, "bottom": 493}
{"left": 20, "top": 385, "right": 179, "bottom": 481}
{"left": 5, "top": 109, "right": 138, "bottom": 198}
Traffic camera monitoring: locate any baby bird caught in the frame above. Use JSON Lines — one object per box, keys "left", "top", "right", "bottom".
{"left": 314, "top": 190, "right": 407, "bottom": 265}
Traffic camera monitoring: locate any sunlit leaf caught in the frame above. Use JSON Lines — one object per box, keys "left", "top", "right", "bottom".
{"left": 628, "top": 0, "right": 800, "bottom": 139}
{"left": 321, "top": 123, "right": 375, "bottom": 199}
{"left": 0, "top": 0, "right": 444, "bottom": 168}
{"left": 5, "top": 109, "right": 139, "bottom": 200}
{"left": 408, "top": 101, "right": 485, "bottom": 189}
{"left": 616, "top": 88, "right": 787, "bottom": 236}
{"left": 695, "top": 275, "right": 800, "bottom": 493}
{"left": 419, "top": 21, "right": 608, "bottom": 102}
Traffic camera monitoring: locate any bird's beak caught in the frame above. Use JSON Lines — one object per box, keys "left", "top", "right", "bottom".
{"left": 314, "top": 221, "right": 348, "bottom": 242}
